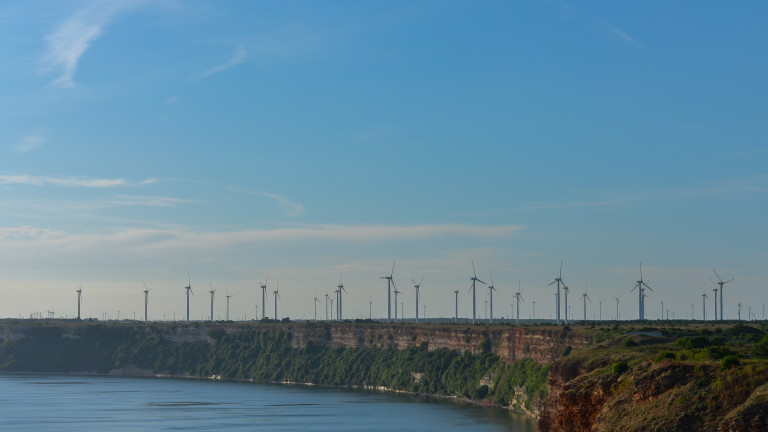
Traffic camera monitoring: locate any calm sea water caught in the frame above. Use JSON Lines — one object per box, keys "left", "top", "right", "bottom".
{"left": 0, "top": 374, "right": 537, "bottom": 431}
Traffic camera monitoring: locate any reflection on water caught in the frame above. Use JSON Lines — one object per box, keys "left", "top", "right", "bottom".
{"left": 0, "top": 374, "right": 537, "bottom": 431}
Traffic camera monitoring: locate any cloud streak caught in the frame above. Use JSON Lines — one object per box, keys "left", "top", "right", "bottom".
{"left": 0, "top": 223, "right": 523, "bottom": 252}
{"left": 0, "top": 174, "right": 152, "bottom": 188}
{"left": 194, "top": 47, "right": 247, "bottom": 80}
{"left": 14, "top": 131, "right": 46, "bottom": 153}
{"left": 40, "top": 1, "right": 147, "bottom": 88}
{"left": 230, "top": 188, "right": 304, "bottom": 217}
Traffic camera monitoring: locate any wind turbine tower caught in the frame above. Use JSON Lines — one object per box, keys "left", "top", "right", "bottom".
{"left": 514, "top": 281, "right": 524, "bottom": 324}
{"left": 562, "top": 284, "right": 571, "bottom": 324}
{"left": 581, "top": 285, "right": 591, "bottom": 321}
{"left": 380, "top": 261, "right": 395, "bottom": 323}
{"left": 713, "top": 287, "right": 718, "bottom": 322}
{"left": 143, "top": 282, "right": 150, "bottom": 322}
{"left": 547, "top": 261, "right": 566, "bottom": 325}
{"left": 469, "top": 260, "right": 487, "bottom": 324}
{"left": 273, "top": 280, "right": 280, "bottom": 320}
{"left": 454, "top": 289, "right": 459, "bottom": 323}
{"left": 325, "top": 293, "right": 330, "bottom": 320}
{"left": 631, "top": 264, "right": 653, "bottom": 320}
{"left": 713, "top": 268, "right": 734, "bottom": 321}
{"left": 76, "top": 285, "right": 83, "bottom": 320}
{"left": 209, "top": 284, "right": 217, "bottom": 322}
{"left": 411, "top": 278, "right": 423, "bottom": 323}
{"left": 337, "top": 272, "right": 347, "bottom": 321}
{"left": 702, "top": 292, "right": 708, "bottom": 321}
{"left": 487, "top": 274, "right": 497, "bottom": 324}
{"left": 185, "top": 274, "right": 193, "bottom": 323}
{"left": 260, "top": 277, "right": 268, "bottom": 320}
{"left": 615, "top": 297, "right": 620, "bottom": 321}
{"left": 313, "top": 291, "right": 319, "bottom": 321}
{"left": 393, "top": 288, "right": 401, "bottom": 323}
{"left": 225, "top": 289, "right": 233, "bottom": 321}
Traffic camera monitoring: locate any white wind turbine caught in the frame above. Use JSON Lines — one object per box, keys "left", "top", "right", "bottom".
{"left": 631, "top": 263, "right": 653, "bottom": 320}
{"left": 76, "top": 284, "right": 83, "bottom": 320}
{"left": 453, "top": 289, "right": 459, "bottom": 323}
{"left": 562, "top": 283, "right": 571, "bottom": 324}
{"left": 513, "top": 281, "right": 524, "bottom": 324}
{"left": 209, "top": 284, "right": 217, "bottom": 322}
{"left": 411, "top": 278, "right": 424, "bottom": 323}
{"left": 185, "top": 274, "right": 193, "bottom": 323}
{"left": 487, "top": 274, "right": 498, "bottom": 324}
{"left": 469, "top": 260, "right": 487, "bottom": 324}
{"left": 313, "top": 290, "right": 319, "bottom": 321}
{"left": 581, "top": 283, "right": 591, "bottom": 322}
{"left": 225, "top": 289, "right": 233, "bottom": 321}
{"left": 547, "top": 261, "right": 566, "bottom": 325}
{"left": 259, "top": 276, "right": 268, "bottom": 320}
{"left": 337, "top": 272, "right": 347, "bottom": 321}
{"left": 713, "top": 268, "right": 734, "bottom": 321}
{"left": 273, "top": 280, "right": 281, "bottom": 320}
{"left": 393, "top": 288, "right": 401, "bottom": 323}
{"left": 380, "top": 261, "right": 396, "bottom": 323}
{"left": 143, "top": 282, "right": 151, "bottom": 322}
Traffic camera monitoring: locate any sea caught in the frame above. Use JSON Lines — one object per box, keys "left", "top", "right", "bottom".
{"left": 0, "top": 374, "right": 537, "bottom": 431}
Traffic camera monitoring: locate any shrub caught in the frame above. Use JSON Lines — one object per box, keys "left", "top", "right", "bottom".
{"left": 654, "top": 351, "right": 676, "bottom": 362}
{"left": 622, "top": 339, "right": 639, "bottom": 348}
{"left": 612, "top": 361, "right": 629, "bottom": 375}
{"left": 720, "top": 355, "right": 740, "bottom": 371}
{"left": 561, "top": 345, "right": 572, "bottom": 357}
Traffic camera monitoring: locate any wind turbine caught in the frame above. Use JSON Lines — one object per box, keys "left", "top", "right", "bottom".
{"left": 513, "top": 281, "right": 524, "bottom": 324}
{"left": 324, "top": 293, "right": 330, "bottom": 320}
{"left": 411, "top": 278, "right": 423, "bottom": 323}
{"left": 209, "top": 284, "right": 217, "bottom": 322}
{"left": 547, "top": 261, "right": 566, "bottom": 325}
{"left": 581, "top": 284, "right": 591, "bottom": 322}
{"left": 562, "top": 284, "right": 571, "bottom": 324}
{"left": 273, "top": 280, "right": 281, "bottom": 320}
{"left": 737, "top": 302, "right": 742, "bottom": 321}
{"left": 225, "top": 289, "right": 233, "bottom": 321}
{"left": 712, "top": 286, "right": 718, "bottom": 322}
{"left": 76, "top": 284, "right": 83, "bottom": 320}
{"left": 380, "top": 261, "right": 395, "bottom": 323}
{"left": 469, "top": 260, "right": 487, "bottom": 324}
{"left": 313, "top": 290, "right": 319, "bottom": 321}
{"left": 631, "top": 263, "right": 653, "bottom": 320}
{"left": 185, "top": 274, "right": 193, "bottom": 323}
{"left": 487, "top": 274, "right": 497, "bottom": 324}
{"left": 337, "top": 272, "right": 346, "bottom": 322}
{"left": 329, "top": 295, "right": 335, "bottom": 321}
{"left": 702, "top": 292, "right": 708, "bottom": 321}
{"left": 259, "top": 276, "right": 268, "bottom": 320}
{"left": 453, "top": 289, "right": 459, "bottom": 323}
{"left": 532, "top": 300, "right": 536, "bottom": 320}
{"left": 615, "top": 297, "right": 621, "bottom": 321}
{"left": 334, "top": 289, "right": 340, "bottom": 321}
{"left": 713, "top": 268, "right": 734, "bottom": 321}
{"left": 393, "top": 288, "right": 401, "bottom": 323}
{"left": 143, "top": 282, "right": 151, "bottom": 322}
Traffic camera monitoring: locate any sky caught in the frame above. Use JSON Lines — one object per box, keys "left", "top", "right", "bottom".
{"left": 0, "top": 0, "right": 766, "bottom": 322}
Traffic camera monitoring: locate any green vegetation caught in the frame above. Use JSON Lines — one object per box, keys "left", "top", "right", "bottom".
{"left": 0, "top": 322, "right": 549, "bottom": 411}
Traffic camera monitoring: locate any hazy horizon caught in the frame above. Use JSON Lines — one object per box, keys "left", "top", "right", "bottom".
{"left": 0, "top": 1, "right": 766, "bottom": 323}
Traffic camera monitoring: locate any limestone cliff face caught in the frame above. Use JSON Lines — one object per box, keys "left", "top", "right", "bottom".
{"left": 289, "top": 323, "right": 588, "bottom": 365}
{"left": 537, "top": 356, "right": 768, "bottom": 432}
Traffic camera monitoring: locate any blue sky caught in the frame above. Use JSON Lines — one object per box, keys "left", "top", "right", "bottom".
{"left": 1, "top": 0, "right": 766, "bottom": 322}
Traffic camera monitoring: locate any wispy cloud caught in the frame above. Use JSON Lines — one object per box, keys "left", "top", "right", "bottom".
{"left": 0, "top": 174, "right": 139, "bottom": 188}
{"left": 14, "top": 131, "right": 46, "bottom": 153}
{"left": 194, "top": 47, "right": 248, "bottom": 80}
{"left": 230, "top": 188, "right": 304, "bottom": 217}
{"left": 109, "top": 195, "right": 197, "bottom": 207}
{"left": 40, "top": 1, "right": 148, "bottom": 88}
{"left": 0, "top": 223, "right": 522, "bottom": 252}
{"left": 594, "top": 19, "right": 643, "bottom": 49}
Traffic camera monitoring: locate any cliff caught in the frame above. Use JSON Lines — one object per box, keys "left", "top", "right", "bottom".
{"left": 538, "top": 326, "right": 768, "bottom": 431}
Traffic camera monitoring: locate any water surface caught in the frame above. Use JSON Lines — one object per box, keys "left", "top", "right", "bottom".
{"left": 0, "top": 374, "right": 537, "bottom": 431}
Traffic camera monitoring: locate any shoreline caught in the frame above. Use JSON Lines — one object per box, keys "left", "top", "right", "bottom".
{"left": 0, "top": 368, "right": 537, "bottom": 419}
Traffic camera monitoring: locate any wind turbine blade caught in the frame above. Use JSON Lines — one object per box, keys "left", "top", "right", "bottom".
{"left": 390, "top": 260, "right": 396, "bottom": 277}
{"left": 559, "top": 260, "right": 562, "bottom": 279}
{"left": 724, "top": 278, "right": 735, "bottom": 284}
{"left": 476, "top": 279, "right": 487, "bottom": 286}
{"left": 548, "top": 280, "right": 557, "bottom": 286}
{"left": 713, "top": 268, "right": 723, "bottom": 283}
